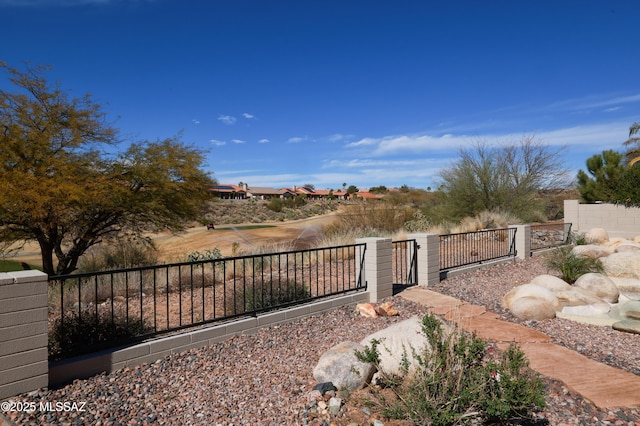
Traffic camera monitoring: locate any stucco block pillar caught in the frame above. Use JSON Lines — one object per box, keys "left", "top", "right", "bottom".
{"left": 0, "top": 270, "right": 49, "bottom": 399}
{"left": 356, "top": 237, "right": 393, "bottom": 302}
{"left": 564, "top": 200, "right": 580, "bottom": 233}
{"left": 408, "top": 233, "right": 440, "bottom": 287}
{"left": 511, "top": 225, "right": 530, "bottom": 260}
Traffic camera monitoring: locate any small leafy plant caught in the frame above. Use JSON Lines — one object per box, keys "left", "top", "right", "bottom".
{"left": 544, "top": 245, "right": 603, "bottom": 284}
{"left": 355, "top": 313, "right": 546, "bottom": 425}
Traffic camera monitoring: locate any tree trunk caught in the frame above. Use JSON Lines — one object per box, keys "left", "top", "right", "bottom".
{"left": 37, "top": 239, "right": 56, "bottom": 276}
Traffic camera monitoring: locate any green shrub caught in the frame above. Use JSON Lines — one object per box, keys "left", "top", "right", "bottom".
{"left": 186, "top": 247, "right": 223, "bottom": 262}
{"left": 355, "top": 313, "right": 546, "bottom": 425}
{"left": 49, "top": 312, "right": 152, "bottom": 360}
{"left": 266, "top": 198, "right": 283, "bottom": 212}
{"left": 544, "top": 245, "right": 604, "bottom": 284}
{"left": 235, "top": 279, "right": 311, "bottom": 313}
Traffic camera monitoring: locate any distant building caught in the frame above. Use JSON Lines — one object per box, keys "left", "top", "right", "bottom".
{"left": 210, "top": 184, "right": 247, "bottom": 199}
{"left": 211, "top": 183, "right": 380, "bottom": 201}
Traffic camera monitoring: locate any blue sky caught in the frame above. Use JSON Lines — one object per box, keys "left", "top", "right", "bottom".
{"left": 2, "top": 0, "right": 639, "bottom": 190}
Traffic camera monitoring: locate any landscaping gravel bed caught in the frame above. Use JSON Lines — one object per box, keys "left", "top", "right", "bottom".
{"left": 4, "top": 257, "right": 640, "bottom": 425}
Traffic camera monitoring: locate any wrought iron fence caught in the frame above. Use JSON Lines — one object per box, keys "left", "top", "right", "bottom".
{"left": 530, "top": 222, "right": 572, "bottom": 252}
{"left": 392, "top": 239, "right": 418, "bottom": 288}
{"left": 48, "top": 243, "right": 366, "bottom": 361}
{"left": 439, "top": 228, "right": 517, "bottom": 271}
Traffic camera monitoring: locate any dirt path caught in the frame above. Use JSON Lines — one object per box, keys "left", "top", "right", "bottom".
{"left": 4, "top": 213, "right": 339, "bottom": 268}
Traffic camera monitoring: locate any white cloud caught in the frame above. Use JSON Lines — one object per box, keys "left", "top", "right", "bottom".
{"left": 242, "top": 113, "right": 255, "bottom": 119}
{"left": 288, "top": 136, "right": 306, "bottom": 143}
{"left": 232, "top": 139, "right": 245, "bottom": 144}
{"left": 210, "top": 139, "right": 226, "bottom": 146}
{"left": 327, "top": 133, "right": 354, "bottom": 143}
{"left": 345, "top": 121, "right": 629, "bottom": 157}
{"left": 258, "top": 138, "right": 269, "bottom": 144}
{"left": 217, "top": 115, "right": 236, "bottom": 125}
{"left": 192, "top": 119, "right": 200, "bottom": 124}
{"left": 545, "top": 93, "right": 640, "bottom": 113}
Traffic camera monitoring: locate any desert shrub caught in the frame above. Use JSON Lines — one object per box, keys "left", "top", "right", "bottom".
{"left": 568, "top": 231, "right": 588, "bottom": 246}
{"left": 323, "top": 202, "right": 413, "bottom": 238}
{"left": 404, "top": 210, "right": 431, "bottom": 232}
{"left": 235, "top": 279, "right": 311, "bottom": 313}
{"left": 49, "top": 312, "right": 152, "bottom": 360}
{"left": 452, "top": 210, "right": 520, "bottom": 233}
{"left": 79, "top": 239, "right": 159, "bottom": 272}
{"left": 543, "top": 245, "right": 604, "bottom": 284}
{"left": 355, "top": 313, "right": 546, "bottom": 425}
{"left": 186, "top": 247, "right": 223, "bottom": 262}
{"left": 266, "top": 198, "right": 283, "bottom": 212}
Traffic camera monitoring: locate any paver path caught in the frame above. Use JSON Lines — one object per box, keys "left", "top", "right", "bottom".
{"left": 399, "top": 286, "right": 640, "bottom": 409}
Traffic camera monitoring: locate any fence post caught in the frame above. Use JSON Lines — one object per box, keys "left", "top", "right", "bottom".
{"left": 511, "top": 225, "right": 531, "bottom": 259}
{"left": 356, "top": 237, "right": 393, "bottom": 302}
{"left": 0, "top": 270, "right": 49, "bottom": 399}
{"left": 408, "top": 233, "right": 440, "bottom": 287}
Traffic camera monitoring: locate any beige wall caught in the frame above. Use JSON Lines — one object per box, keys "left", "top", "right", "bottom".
{"left": 564, "top": 200, "right": 640, "bottom": 238}
{"left": 0, "top": 270, "right": 49, "bottom": 400}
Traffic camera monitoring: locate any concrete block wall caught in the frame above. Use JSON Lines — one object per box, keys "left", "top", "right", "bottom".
{"left": 48, "top": 291, "right": 368, "bottom": 387}
{"left": 513, "top": 225, "right": 531, "bottom": 259}
{"left": 408, "top": 233, "right": 440, "bottom": 286}
{"left": 0, "top": 232, "right": 541, "bottom": 398}
{"left": 356, "top": 237, "right": 393, "bottom": 302}
{"left": 565, "top": 200, "right": 640, "bottom": 238}
{"left": 0, "top": 270, "right": 49, "bottom": 400}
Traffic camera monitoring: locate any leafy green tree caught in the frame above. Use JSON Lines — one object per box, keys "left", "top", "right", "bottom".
{"left": 346, "top": 185, "right": 359, "bottom": 194}
{"left": 437, "top": 137, "right": 568, "bottom": 222}
{"left": 623, "top": 121, "right": 640, "bottom": 166}
{"left": 0, "top": 61, "right": 215, "bottom": 275}
{"left": 369, "top": 185, "right": 388, "bottom": 194}
{"left": 577, "top": 150, "right": 625, "bottom": 203}
{"left": 578, "top": 150, "right": 640, "bottom": 206}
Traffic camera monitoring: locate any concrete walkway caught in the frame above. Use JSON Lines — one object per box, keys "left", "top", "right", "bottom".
{"left": 399, "top": 286, "right": 640, "bottom": 410}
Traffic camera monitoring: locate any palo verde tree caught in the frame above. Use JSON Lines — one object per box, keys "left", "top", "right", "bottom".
{"left": 0, "top": 61, "right": 215, "bottom": 275}
{"left": 437, "top": 137, "right": 569, "bottom": 222}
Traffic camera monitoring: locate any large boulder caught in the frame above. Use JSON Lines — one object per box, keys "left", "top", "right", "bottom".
{"left": 573, "top": 273, "right": 619, "bottom": 303}
{"left": 615, "top": 244, "right": 640, "bottom": 253}
{"left": 586, "top": 227, "right": 609, "bottom": 244}
{"left": 571, "top": 244, "right": 613, "bottom": 260}
{"left": 509, "top": 296, "right": 558, "bottom": 320}
{"left": 529, "top": 275, "right": 571, "bottom": 292}
{"left": 502, "top": 284, "right": 560, "bottom": 309}
{"left": 360, "top": 316, "right": 429, "bottom": 376}
{"left": 601, "top": 252, "right": 640, "bottom": 278}
{"left": 554, "top": 287, "right": 606, "bottom": 307}
{"left": 312, "top": 341, "right": 375, "bottom": 391}
{"left": 608, "top": 277, "right": 640, "bottom": 301}
{"left": 502, "top": 284, "right": 560, "bottom": 320}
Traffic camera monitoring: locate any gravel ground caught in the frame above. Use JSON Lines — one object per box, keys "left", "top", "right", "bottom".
{"left": 4, "top": 257, "right": 640, "bottom": 425}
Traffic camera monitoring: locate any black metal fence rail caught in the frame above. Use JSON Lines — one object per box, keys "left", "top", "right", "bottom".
{"left": 392, "top": 239, "right": 417, "bottom": 286}
{"left": 530, "top": 222, "right": 572, "bottom": 252}
{"left": 48, "top": 243, "right": 366, "bottom": 361}
{"left": 439, "top": 227, "right": 517, "bottom": 271}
